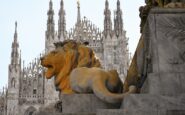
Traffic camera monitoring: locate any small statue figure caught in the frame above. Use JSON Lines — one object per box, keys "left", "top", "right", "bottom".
{"left": 139, "top": 6, "right": 151, "bottom": 33}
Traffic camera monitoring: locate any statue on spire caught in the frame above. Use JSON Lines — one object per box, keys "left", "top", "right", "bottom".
{"left": 76, "top": 0, "right": 81, "bottom": 25}
{"left": 49, "top": 0, "right": 53, "bottom": 9}
{"left": 15, "top": 21, "right": 17, "bottom": 31}
{"left": 77, "top": 0, "right": 80, "bottom": 7}
{"left": 11, "top": 22, "right": 19, "bottom": 65}
{"left": 14, "top": 21, "right": 18, "bottom": 42}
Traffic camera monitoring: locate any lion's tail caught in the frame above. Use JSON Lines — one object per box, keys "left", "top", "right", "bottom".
{"left": 92, "top": 81, "right": 136, "bottom": 104}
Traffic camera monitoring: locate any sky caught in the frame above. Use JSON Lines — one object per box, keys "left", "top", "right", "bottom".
{"left": 0, "top": 0, "right": 145, "bottom": 90}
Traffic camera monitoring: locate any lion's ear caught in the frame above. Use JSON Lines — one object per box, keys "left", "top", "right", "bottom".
{"left": 54, "top": 42, "right": 64, "bottom": 48}
{"left": 53, "top": 43, "right": 57, "bottom": 47}
{"left": 54, "top": 42, "right": 60, "bottom": 48}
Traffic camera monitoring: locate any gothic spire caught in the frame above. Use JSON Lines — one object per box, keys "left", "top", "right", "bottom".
{"left": 14, "top": 22, "right": 18, "bottom": 42}
{"left": 105, "top": 0, "right": 109, "bottom": 9}
{"left": 60, "top": 0, "right": 63, "bottom": 7}
{"left": 114, "top": 0, "right": 123, "bottom": 37}
{"left": 58, "top": 0, "right": 66, "bottom": 40}
{"left": 77, "top": 0, "right": 81, "bottom": 24}
{"left": 117, "top": 0, "right": 120, "bottom": 9}
{"left": 11, "top": 22, "right": 19, "bottom": 65}
{"left": 19, "top": 50, "right": 22, "bottom": 67}
{"left": 3, "top": 87, "right": 4, "bottom": 95}
{"left": 46, "top": 0, "right": 55, "bottom": 39}
{"left": 103, "top": 0, "right": 112, "bottom": 37}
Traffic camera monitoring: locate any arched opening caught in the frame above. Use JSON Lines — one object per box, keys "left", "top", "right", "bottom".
{"left": 24, "top": 106, "right": 37, "bottom": 115}
{"left": 11, "top": 78, "right": 16, "bottom": 88}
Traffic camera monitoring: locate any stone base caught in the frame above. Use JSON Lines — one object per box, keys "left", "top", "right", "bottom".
{"left": 121, "top": 94, "right": 185, "bottom": 110}
{"left": 36, "top": 111, "right": 95, "bottom": 115}
{"left": 97, "top": 109, "right": 124, "bottom": 115}
{"left": 60, "top": 94, "right": 120, "bottom": 114}
{"left": 36, "top": 94, "right": 185, "bottom": 115}
{"left": 35, "top": 111, "right": 61, "bottom": 115}
{"left": 141, "top": 73, "right": 185, "bottom": 96}
{"left": 97, "top": 109, "right": 185, "bottom": 115}
{"left": 96, "top": 93, "right": 185, "bottom": 115}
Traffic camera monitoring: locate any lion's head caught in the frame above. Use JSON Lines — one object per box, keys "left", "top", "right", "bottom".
{"left": 40, "top": 47, "right": 66, "bottom": 79}
{"left": 41, "top": 40, "right": 101, "bottom": 93}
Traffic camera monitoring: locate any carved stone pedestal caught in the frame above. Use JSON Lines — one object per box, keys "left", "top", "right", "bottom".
{"left": 97, "top": 109, "right": 185, "bottom": 115}
{"left": 122, "top": 94, "right": 185, "bottom": 110}
{"left": 60, "top": 94, "right": 120, "bottom": 114}
{"left": 141, "top": 73, "right": 185, "bottom": 96}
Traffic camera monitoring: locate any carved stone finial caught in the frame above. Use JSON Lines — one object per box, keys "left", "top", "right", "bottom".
{"left": 49, "top": 0, "right": 53, "bottom": 8}
{"left": 15, "top": 21, "right": 17, "bottom": 31}
{"left": 77, "top": 0, "right": 80, "bottom": 7}
{"left": 76, "top": 0, "right": 81, "bottom": 24}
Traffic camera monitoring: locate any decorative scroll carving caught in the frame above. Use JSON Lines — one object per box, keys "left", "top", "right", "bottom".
{"left": 158, "top": 16, "right": 185, "bottom": 64}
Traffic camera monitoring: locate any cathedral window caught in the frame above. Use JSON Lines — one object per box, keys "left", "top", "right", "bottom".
{"left": 33, "top": 80, "right": 37, "bottom": 89}
{"left": 28, "top": 73, "right": 32, "bottom": 78}
{"left": 11, "top": 78, "right": 16, "bottom": 88}
{"left": 38, "top": 67, "right": 43, "bottom": 74}
{"left": 33, "top": 67, "right": 37, "bottom": 73}
{"left": 114, "top": 52, "right": 118, "bottom": 64}
{"left": 33, "top": 89, "right": 37, "bottom": 95}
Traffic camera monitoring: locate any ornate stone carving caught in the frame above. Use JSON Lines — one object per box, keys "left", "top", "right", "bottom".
{"left": 157, "top": 16, "right": 185, "bottom": 64}
{"left": 139, "top": 5, "right": 152, "bottom": 33}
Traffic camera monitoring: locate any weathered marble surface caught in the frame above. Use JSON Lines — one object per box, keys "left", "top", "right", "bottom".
{"left": 36, "top": 112, "right": 95, "bottom": 115}
{"left": 122, "top": 94, "right": 185, "bottom": 110}
{"left": 143, "top": 8, "right": 185, "bottom": 74}
{"left": 97, "top": 109, "right": 185, "bottom": 115}
{"left": 139, "top": 8, "right": 185, "bottom": 94}
{"left": 141, "top": 73, "right": 185, "bottom": 95}
{"left": 60, "top": 94, "right": 120, "bottom": 114}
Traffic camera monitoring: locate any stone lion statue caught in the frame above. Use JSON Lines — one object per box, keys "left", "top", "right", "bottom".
{"left": 41, "top": 40, "right": 136, "bottom": 104}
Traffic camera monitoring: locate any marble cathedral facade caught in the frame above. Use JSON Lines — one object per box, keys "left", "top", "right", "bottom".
{"left": 2, "top": 0, "right": 130, "bottom": 115}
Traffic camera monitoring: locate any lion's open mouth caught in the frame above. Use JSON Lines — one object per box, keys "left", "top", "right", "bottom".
{"left": 41, "top": 60, "right": 53, "bottom": 69}
{"left": 42, "top": 63, "right": 55, "bottom": 79}
{"left": 45, "top": 64, "right": 53, "bottom": 68}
